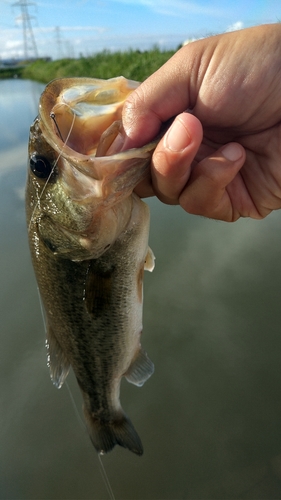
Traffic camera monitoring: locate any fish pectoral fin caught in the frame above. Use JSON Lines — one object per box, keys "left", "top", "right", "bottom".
{"left": 125, "top": 348, "right": 154, "bottom": 387}
{"left": 144, "top": 247, "right": 155, "bottom": 272}
{"left": 46, "top": 326, "right": 70, "bottom": 389}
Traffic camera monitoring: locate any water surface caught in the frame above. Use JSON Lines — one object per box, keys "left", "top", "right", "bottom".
{"left": 2, "top": 79, "right": 281, "bottom": 499}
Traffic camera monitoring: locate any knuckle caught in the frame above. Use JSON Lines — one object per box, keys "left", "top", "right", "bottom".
{"left": 123, "top": 85, "right": 147, "bottom": 114}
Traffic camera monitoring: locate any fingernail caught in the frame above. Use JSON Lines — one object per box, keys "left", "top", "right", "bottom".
{"left": 221, "top": 143, "right": 243, "bottom": 161}
{"left": 165, "top": 117, "right": 191, "bottom": 152}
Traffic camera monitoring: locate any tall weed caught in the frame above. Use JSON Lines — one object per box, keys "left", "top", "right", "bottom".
{"left": 22, "top": 48, "right": 176, "bottom": 83}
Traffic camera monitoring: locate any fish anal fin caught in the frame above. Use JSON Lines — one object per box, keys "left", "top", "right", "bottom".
{"left": 46, "top": 325, "right": 70, "bottom": 389}
{"left": 144, "top": 246, "right": 155, "bottom": 272}
{"left": 125, "top": 348, "right": 154, "bottom": 387}
{"left": 83, "top": 408, "right": 143, "bottom": 456}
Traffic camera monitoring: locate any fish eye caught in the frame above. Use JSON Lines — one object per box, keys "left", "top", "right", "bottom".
{"left": 30, "top": 154, "right": 53, "bottom": 179}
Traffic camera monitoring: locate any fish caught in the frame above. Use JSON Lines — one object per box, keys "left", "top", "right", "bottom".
{"left": 26, "top": 76, "right": 157, "bottom": 456}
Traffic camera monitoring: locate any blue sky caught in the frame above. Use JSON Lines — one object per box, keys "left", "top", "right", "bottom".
{"left": 1, "top": 0, "right": 281, "bottom": 61}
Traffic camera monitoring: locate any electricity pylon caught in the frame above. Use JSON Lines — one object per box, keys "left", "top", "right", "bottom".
{"left": 13, "top": 0, "right": 38, "bottom": 60}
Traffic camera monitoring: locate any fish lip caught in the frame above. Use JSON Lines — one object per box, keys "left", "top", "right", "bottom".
{"left": 39, "top": 114, "right": 157, "bottom": 177}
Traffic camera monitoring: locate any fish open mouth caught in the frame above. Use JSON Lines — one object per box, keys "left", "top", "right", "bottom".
{"left": 50, "top": 97, "right": 125, "bottom": 156}
{"left": 39, "top": 77, "right": 140, "bottom": 158}
{"left": 35, "top": 76, "right": 160, "bottom": 199}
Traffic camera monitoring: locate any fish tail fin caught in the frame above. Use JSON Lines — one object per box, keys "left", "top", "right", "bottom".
{"left": 83, "top": 407, "right": 143, "bottom": 456}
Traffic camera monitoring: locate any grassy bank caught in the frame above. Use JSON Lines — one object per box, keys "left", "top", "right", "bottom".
{"left": 0, "top": 67, "right": 24, "bottom": 79}
{"left": 21, "top": 48, "right": 176, "bottom": 83}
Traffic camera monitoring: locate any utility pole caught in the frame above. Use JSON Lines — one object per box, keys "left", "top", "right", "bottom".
{"left": 13, "top": 0, "right": 38, "bottom": 60}
{"left": 55, "top": 26, "right": 63, "bottom": 59}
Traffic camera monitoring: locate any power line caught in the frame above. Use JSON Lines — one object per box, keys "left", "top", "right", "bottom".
{"left": 12, "top": 0, "right": 38, "bottom": 59}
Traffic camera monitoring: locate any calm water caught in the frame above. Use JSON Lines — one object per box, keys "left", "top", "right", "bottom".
{"left": 2, "top": 78, "right": 281, "bottom": 499}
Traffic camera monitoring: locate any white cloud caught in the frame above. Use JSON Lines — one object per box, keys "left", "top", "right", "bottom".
{"left": 110, "top": 0, "right": 228, "bottom": 17}
{"left": 0, "top": 25, "right": 108, "bottom": 60}
{"left": 6, "top": 40, "right": 22, "bottom": 50}
{"left": 0, "top": 22, "right": 189, "bottom": 60}
{"left": 36, "top": 26, "right": 107, "bottom": 33}
{"left": 61, "top": 26, "right": 107, "bottom": 33}
{"left": 226, "top": 21, "right": 244, "bottom": 32}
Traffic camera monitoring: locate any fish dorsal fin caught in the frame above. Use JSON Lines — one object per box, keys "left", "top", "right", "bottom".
{"left": 144, "top": 246, "right": 155, "bottom": 272}
{"left": 46, "top": 325, "right": 70, "bottom": 389}
{"left": 125, "top": 348, "right": 154, "bottom": 387}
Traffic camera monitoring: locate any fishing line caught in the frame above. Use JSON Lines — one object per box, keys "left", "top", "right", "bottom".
{"left": 37, "top": 298, "right": 113, "bottom": 500}
{"left": 29, "top": 101, "right": 116, "bottom": 500}
{"left": 65, "top": 380, "right": 86, "bottom": 430}
{"left": 65, "top": 383, "right": 116, "bottom": 500}
{"left": 37, "top": 287, "right": 47, "bottom": 333}
{"left": 98, "top": 453, "right": 116, "bottom": 500}
{"left": 37, "top": 291, "right": 114, "bottom": 500}
{"left": 65, "top": 382, "right": 116, "bottom": 500}
{"left": 65, "top": 381, "right": 115, "bottom": 500}
{"left": 28, "top": 104, "right": 76, "bottom": 233}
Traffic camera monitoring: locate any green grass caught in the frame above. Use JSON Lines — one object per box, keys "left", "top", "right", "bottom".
{"left": 21, "top": 48, "right": 176, "bottom": 83}
{"left": 0, "top": 67, "right": 24, "bottom": 79}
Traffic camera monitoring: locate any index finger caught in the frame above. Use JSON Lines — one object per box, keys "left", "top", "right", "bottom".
{"left": 122, "top": 47, "right": 196, "bottom": 148}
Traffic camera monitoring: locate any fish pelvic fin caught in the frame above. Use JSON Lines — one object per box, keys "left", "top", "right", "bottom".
{"left": 46, "top": 325, "right": 70, "bottom": 389}
{"left": 144, "top": 246, "right": 155, "bottom": 272}
{"left": 125, "top": 348, "right": 154, "bottom": 387}
{"left": 83, "top": 408, "right": 143, "bottom": 456}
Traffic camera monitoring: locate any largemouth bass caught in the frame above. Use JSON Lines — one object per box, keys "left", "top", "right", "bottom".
{"left": 26, "top": 77, "right": 157, "bottom": 455}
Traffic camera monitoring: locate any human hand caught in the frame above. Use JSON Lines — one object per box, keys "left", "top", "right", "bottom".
{"left": 122, "top": 24, "right": 281, "bottom": 222}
